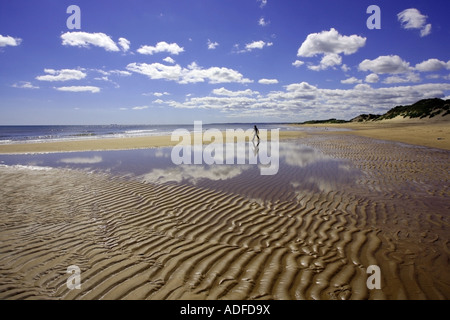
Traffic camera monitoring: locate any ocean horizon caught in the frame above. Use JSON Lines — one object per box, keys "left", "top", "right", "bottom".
{"left": 0, "top": 123, "right": 348, "bottom": 145}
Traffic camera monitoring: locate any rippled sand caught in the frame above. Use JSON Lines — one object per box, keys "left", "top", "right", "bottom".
{"left": 0, "top": 135, "right": 449, "bottom": 300}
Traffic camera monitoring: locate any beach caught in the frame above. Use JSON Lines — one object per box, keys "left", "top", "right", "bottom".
{"left": 298, "top": 116, "right": 450, "bottom": 151}
{"left": 0, "top": 122, "right": 449, "bottom": 300}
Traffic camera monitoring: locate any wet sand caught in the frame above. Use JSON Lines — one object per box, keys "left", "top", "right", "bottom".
{"left": 0, "top": 133, "right": 449, "bottom": 300}
{"left": 0, "top": 130, "right": 306, "bottom": 154}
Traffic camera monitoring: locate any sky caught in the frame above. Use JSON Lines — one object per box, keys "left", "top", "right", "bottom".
{"left": 0, "top": 0, "right": 449, "bottom": 125}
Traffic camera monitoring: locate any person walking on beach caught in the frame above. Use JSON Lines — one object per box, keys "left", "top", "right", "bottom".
{"left": 253, "top": 125, "right": 260, "bottom": 141}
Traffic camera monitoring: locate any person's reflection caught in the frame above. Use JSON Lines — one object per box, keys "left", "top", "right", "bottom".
{"left": 252, "top": 139, "right": 260, "bottom": 157}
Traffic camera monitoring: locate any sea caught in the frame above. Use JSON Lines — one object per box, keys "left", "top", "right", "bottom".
{"left": 0, "top": 123, "right": 345, "bottom": 145}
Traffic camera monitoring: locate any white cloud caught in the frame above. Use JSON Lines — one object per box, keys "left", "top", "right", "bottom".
{"left": 397, "top": 8, "right": 432, "bottom": 37}
{"left": 358, "top": 55, "right": 411, "bottom": 74}
{"left": 36, "top": 69, "right": 86, "bottom": 82}
{"left": 207, "top": 39, "right": 219, "bottom": 50}
{"left": 163, "top": 56, "right": 176, "bottom": 64}
{"left": 365, "top": 73, "right": 379, "bottom": 83}
{"left": 258, "top": 17, "right": 269, "bottom": 26}
{"left": 12, "top": 81, "right": 39, "bottom": 89}
{"left": 55, "top": 86, "right": 100, "bottom": 93}
{"left": 155, "top": 81, "right": 450, "bottom": 121}
{"left": 118, "top": 37, "right": 130, "bottom": 52}
{"left": 61, "top": 32, "right": 120, "bottom": 51}
{"left": 421, "top": 24, "right": 432, "bottom": 37}
{"left": 137, "top": 41, "right": 184, "bottom": 55}
{"left": 258, "top": 0, "right": 267, "bottom": 8}
{"left": 297, "top": 28, "right": 365, "bottom": 72}
{"left": 94, "top": 69, "right": 131, "bottom": 77}
{"left": 341, "top": 64, "right": 350, "bottom": 72}
{"left": 308, "top": 53, "right": 342, "bottom": 71}
{"left": 258, "top": 78, "right": 279, "bottom": 85}
{"left": 212, "top": 87, "right": 259, "bottom": 96}
{"left": 153, "top": 92, "right": 170, "bottom": 97}
{"left": 109, "top": 70, "right": 132, "bottom": 76}
{"left": 341, "top": 77, "right": 362, "bottom": 84}
{"left": 244, "top": 40, "right": 273, "bottom": 52}
{"left": 292, "top": 60, "right": 304, "bottom": 67}
{"left": 132, "top": 106, "right": 149, "bottom": 110}
{"left": 383, "top": 73, "right": 421, "bottom": 84}
{"left": 297, "top": 28, "right": 366, "bottom": 57}
{"left": 415, "top": 58, "right": 449, "bottom": 72}
{"left": 0, "top": 34, "right": 22, "bottom": 47}
{"left": 126, "top": 62, "right": 252, "bottom": 84}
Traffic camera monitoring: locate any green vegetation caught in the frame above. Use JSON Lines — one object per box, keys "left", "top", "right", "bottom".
{"left": 375, "top": 98, "right": 450, "bottom": 120}
{"left": 294, "top": 98, "right": 450, "bottom": 124}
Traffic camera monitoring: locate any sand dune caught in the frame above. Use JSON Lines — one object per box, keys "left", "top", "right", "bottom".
{"left": 0, "top": 134, "right": 448, "bottom": 300}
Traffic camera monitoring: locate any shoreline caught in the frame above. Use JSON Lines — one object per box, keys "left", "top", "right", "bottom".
{"left": 0, "top": 131, "right": 307, "bottom": 154}
{"left": 1, "top": 118, "right": 449, "bottom": 154}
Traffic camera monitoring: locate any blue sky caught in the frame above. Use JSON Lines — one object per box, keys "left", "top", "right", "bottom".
{"left": 1, "top": 0, "right": 449, "bottom": 125}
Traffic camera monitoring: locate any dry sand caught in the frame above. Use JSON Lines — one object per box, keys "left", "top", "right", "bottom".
{"left": 0, "top": 129, "right": 449, "bottom": 300}
{"left": 297, "top": 116, "right": 450, "bottom": 151}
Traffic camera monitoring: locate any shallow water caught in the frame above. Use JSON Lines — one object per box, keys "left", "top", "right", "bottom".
{"left": 0, "top": 141, "right": 361, "bottom": 203}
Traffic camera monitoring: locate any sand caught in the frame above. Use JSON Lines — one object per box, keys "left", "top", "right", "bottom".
{"left": 0, "top": 130, "right": 306, "bottom": 154}
{"left": 0, "top": 126, "right": 449, "bottom": 300}
{"left": 297, "top": 116, "right": 450, "bottom": 151}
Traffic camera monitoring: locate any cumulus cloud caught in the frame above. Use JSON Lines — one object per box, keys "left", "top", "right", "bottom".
{"left": 292, "top": 60, "right": 304, "bottom": 67}
{"left": 297, "top": 28, "right": 366, "bottom": 58}
{"left": 358, "top": 55, "right": 411, "bottom": 74}
{"left": 155, "top": 81, "right": 450, "bottom": 121}
{"left": 207, "top": 39, "right": 219, "bottom": 50}
{"left": 94, "top": 69, "right": 131, "bottom": 77}
{"left": 126, "top": 62, "right": 252, "bottom": 84}
{"left": 163, "top": 56, "right": 176, "bottom": 64}
{"left": 54, "top": 86, "right": 100, "bottom": 93}
{"left": 118, "top": 37, "right": 130, "bottom": 52}
{"left": 297, "top": 28, "right": 365, "bottom": 72}
{"left": 383, "top": 73, "right": 421, "bottom": 84}
{"left": 397, "top": 8, "right": 432, "bottom": 37}
{"left": 61, "top": 32, "right": 120, "bottom": 51}
{"left": 137, "top": 41, "right": 184, "bottom": 55}
{"left": 12, "top": 81, "right": 39, "bottom": 89}
{"left": 341, "top": 77, "right": 362, "bottom": 84}
{"left": 36, "top": 69, "right": 86, "bottom": 82}
{"left": 244, "top": 40, "right": 273, "bottom": 52}
{"left": 212, "top": 87, "right": 259, "bottom": 96}
{"left": 258, "top": 78, "right": 279, "bottom": 85}
{"left": 415, "top": 58, "right": 450, "bottom": 72}
{"left": 365, "top": 73, "right": 379, "bottom": 83}
{"left": 341, "top": 64, "right": 350, "bottom": 72}
{"left": 153, "top": 92, "right": 170, "bottom": 97}
{"left": 308, "top": 53, "right": 342, "bottom": 71}
{"left": 132, "top": 106, "right": 149, "bottom": 110}
{"left": 0, "top": 34, "right": 22, "bottom": 47}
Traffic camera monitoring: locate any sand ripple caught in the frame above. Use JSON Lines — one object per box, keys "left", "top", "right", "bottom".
{"left": 0, "top": 135, "right": 449, "bottom": 300}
